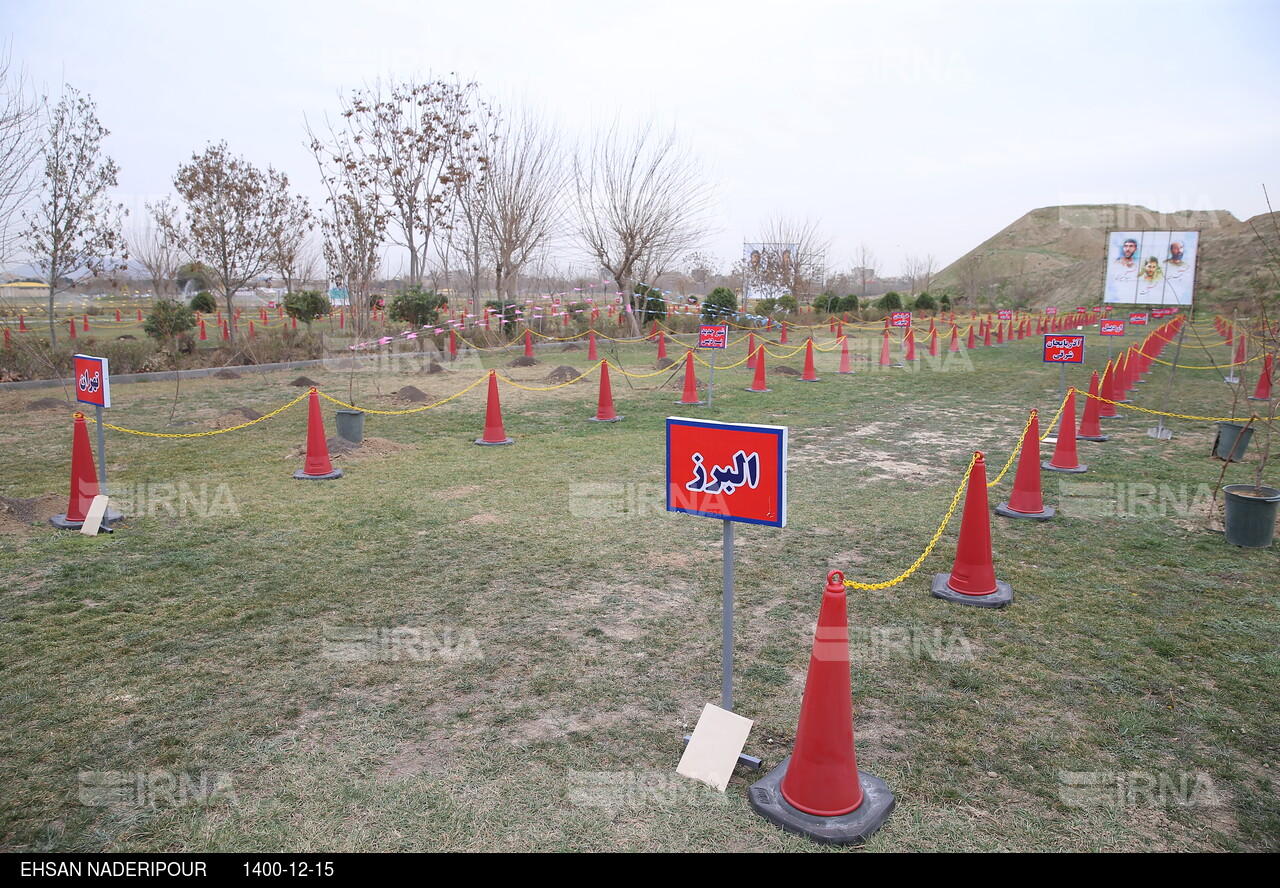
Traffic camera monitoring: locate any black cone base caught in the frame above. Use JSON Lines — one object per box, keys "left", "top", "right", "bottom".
{"left": 995, "top": 501, "right": 1055, "bottom": 521}
{"left": 748, "top": 756, "right": 895, "bottom": 846}
{"left": 588, "top": 415, "right": 624, "bottom": 423}
{"left": 931, "top": 574, "right": 1014, "bottom": 608}
{"left": 474, "top": 437, "right": 514, "bottom": 446}
{"left": 294, "top": 468, "right": 344, "bottom": 480}
{"left": 1042, "top": 461, "right": 1087, "bottom": 474}
{"left": 1077, "top": 434, "right": 1109, "bottom": 442}
{"left": 50, "top": 508, "right": 124, "bottom": 530}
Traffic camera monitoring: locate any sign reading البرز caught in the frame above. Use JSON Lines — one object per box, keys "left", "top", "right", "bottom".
{"left": 1043, "top": 334, "right": 1085, "bottom": 364}
{"left": 666, "top": 418, "right": 787, "bottom": 527}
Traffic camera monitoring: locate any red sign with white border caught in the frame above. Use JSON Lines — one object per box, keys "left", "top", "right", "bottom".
{"left": 667, "top": 418, "right": 787, "bottom": 527}
{"left": 1046, "top": 307, "right": 1058, "bottom": 315}
{"left": 698, "top": 325, "right": 729, "bottom": 348}
{"left": 73, "top": 354, "right": 110, "bottom": 408}
{"left": 889, "top": 311, "right": 912, "bottom": 328}
{"left": 1129, "top": 312, "right": 1149, "bottom": 325}
{"left": 1151, "top": 307, "right": 1178, "bottom": 318}
{"left": 998, "top": 309, "right": 1013, "bottom": 321}
{"left": 1099, "top": 320, "right": 1126, "bottom": 336}
{"left": 1043, "top": 334, "right": 1085, "bottom": 363}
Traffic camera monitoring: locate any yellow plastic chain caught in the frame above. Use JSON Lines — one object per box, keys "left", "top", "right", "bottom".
{"left": 318, "top": 374, "right": 489, "bottom": 413}
{"left": 82, "top": 390, "right": 310, "bottom": 438}
{"left": 1080, "top": 390, "right": 1241, "bottom": 423}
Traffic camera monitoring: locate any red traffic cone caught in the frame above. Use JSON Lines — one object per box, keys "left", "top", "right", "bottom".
{"left": 222, "top": 321, "right": 230, "bottom": 341}
{"left": 69, "top": 318, "right": 77, "bottom": 340}
{"left": 588, "top": 330, "right": 598, "bottom": 361}
{"left": 949, "top": 325, "right": 960, "bottom": 352}
{"left": 837, "top": 336, "right": 852, "bottom": 374}
{"left": 879, "top": 329, "right": 893, "bottom": 367}
{"left": 19, "top": 314, "right": 27, "bottom": 331}
{"left": 746, "top": 332, "right": 757, "bottom": 369}
{"left": 475, "top": 371, "right": 514, "bottom": 445}
{"left": 1078, "top": 371, "right": 1108, "bottom": 441}
{"left": 249, "top": 321, "right": 256, "bottom": 340}
{"left": 676, "top": 350, "right": 702, "bottom": 404}
{"left": 590, "top": 360, "right": 622, "bottom": 422}
{"left": 82, "top": 314, "right": 89, "bottom": 332}
{"left": 996, "top": 410, "right": 1054, "bottom": 520}
{"left": 137, "top": 308, "right": 143, "bottom": 322}
{"left": 801, "top": 339, "right": 819, "bottom": 381}
{"left": 1249, "top": 354, "right": 1274, "bottom": 401}
{"left": 523, "top": 329, "right": 534, "bottom": 358}
{"left": 966, "top": 325, "right": 976, "bottom": 349}
{"left": 1043, "top": 389, "right": 1087, "bottom": 473}
{"left": 982, "top": 323, "right": 992, "bottom": 347}
{"left": 748, "top": 570, "right": 896, "bottom": 845}
{"left": 657, "top": 330, "right": 667, "bottom": 361}
{"left": 929, "top": 327, "right": 939, "bottom": 357}
{"left": 648, "top": 320, "right": 658, "bottom": 341}
{"left": 780, "top": 322, "right": 789, "bottom": 344}
{"left": 114, "top": 308, "right": 120, "bottom": 322}
{"left": 51, "top": 412, "right": 121, "bottom": 528}
{"left": 339, "top": 309, "right": 345, "bottom": 330}
{"left": 449, "top": 329, "right": 458, "bottom": 358}
{"left": 3, "top": 327, "right": 9, "bottom": 349}
{"left": 931, "top": 452, "right": 1014, "bottom": 607}
{"left": 746, "top": 346, "right": 770, "bottom": 393}
{"left": 198, "top": 318, "right": 207, "bottom": 340}
{"left": 1098, "top": 362, "right": 1119, "bottom": 417}
{"left": 903, "top": 327, "right": 916, "bottom": 361}
{"left": 294, "top": 389, "right": 343, "bottom": 479}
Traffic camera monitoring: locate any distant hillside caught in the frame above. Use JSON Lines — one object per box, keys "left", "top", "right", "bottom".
{"left": 932, "top": 205, "right": 1280, "bottom": 314}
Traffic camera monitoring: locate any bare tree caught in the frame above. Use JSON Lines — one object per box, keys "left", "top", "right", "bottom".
{"left": 484, "top": 102, "right": 567, "bottom": 311}
{"left": 751, "top": 216, "right": 831, "bottom": 303}
{"left": 0, "top": 46, "right": 44, "bottom": 269}
{"left": 272, "top": 192, "right": 313, "bottom": 297}
{"left": 902, "top": 253, "right": 938, "bottom": 297}
{"left": 172, "top": 142, "right": 300, "bottom": 342}
{"left": 21, "top": 85, "right": 126, "bottom": 346}
{"left": 127, "top": 197, "right": 184, "bottom": 301}
{"left": 852, "top": 241, "right": 878, "bottom": 302}
{"left": 573, "top": 117, "right": 715, "bottom": 334}
{"left": 331, "top": 76, "right": 486, "bottom": 287}
{"left": 449, "top": 101, "right": 496, "bottom": 315}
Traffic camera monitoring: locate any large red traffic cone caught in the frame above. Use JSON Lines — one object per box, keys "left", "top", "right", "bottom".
{"left": 903, "top": 328, "right": 916, "bottom": 361}
{"left": 19, "top": 314, "right": 26, "bottom": 331}
{"left": 1098, "top": 362, "right": 1119, "bottom": 417}
{"left": 1078, "top": 372, "right": 1108, "bottom": 441}
{"left": 746, "top": 332, "right": 757, "bottom": 369}
{"left": 657, "top": 330, "right": 667, "bottom": 361}
{"left": 931, "top": 452, "right": 1014, "bottom": 607}
{"left": 996, "top": 410, "right": 1054, "bottom": 520}
{"left": 588, "top": 330, "right": 598, "bottom": 361}
{"left": 879, "top": 329, "right": 893, "bottom": 367}
{"left": 523, "top": 330, "right": 534, "bottom": 358}
{"left": 590, "top": 360, "right": 622, "bottom": 422}
{"left": 749, "top": 570, "right": 896, "bottom": 845}
{"left": 449, "top": 329, "right": 458, "bottom": 358}
{"left": 294, "top": 389, "right": 343, "bottom": 479}
{"left": 1043, "top": 389, "right": 1087, "bottom": 473}
{"left": 51, "top": 412, "right": 120, "bottom": 528}
{"left": 966, "top": 325, "right": 976, "bottom": 349}
{"left": 676, "top": 350, "right": 702, "bottom": 404}
{"left": 801, "top": 339, "right": 819, "bottom": 381}
{"left": 1249, "top": 354, "right": 1274, "bottom": 401}
{"left": 780, "top": 322, "right": 789, "bottom": 344}
{"left": 982, "top": 323, "right": 992, "bottom": 347}
{"left": 949, "top": 325, "right": 960, "bottom": 352}
{"left": 929, "top": 327, "right": 939, "bottom": 357}
{"left": 198, "top": 318, "right": 207, "bottom": 340}
{"left": 837, "top": 336, "right": 852, "bottom": 374}
{"left": 69, "top": 318, "right": 77, "bottom": 340}
{"left": 649, "top": 320, "right": 658, "bottom": 341}
{"left": 746, "top": 346, "right": 770, "bottom": 392}
{"left": 475, "top": 371, "right": 514, "bottom": 445}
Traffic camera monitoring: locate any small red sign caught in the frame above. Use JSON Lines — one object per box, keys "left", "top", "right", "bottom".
{"left": 1043, "top": 334, "right": 1085, "bottom": 364}
{"left": 73, "top": 354, "right": 111, "bottom": 408}
{"left": 998, "top": 309, "right": 1013, "bottom": 321}
{"left": 698, "top": 325, "right": 729, "bottom": 349}
{"left": 1129, "top": 312, "right": 1149, "bottom": 325}
{"left": 890, "top": 311, "right": 912, "bottom": 328}
{"left": 1151, "top": 307, "right": 1178, "bottom": 318}
{"left": 667, "top": 418, "right": 787, "bottom": 527}
{"left": 1076, "top": 307, "right": 1087, "bottom": 312}
{"left": 1046, "top": 307, "right": 1058, "bottom": 315}
{"left": 1099, "top": 320, "right": 1126, "bottom": 336}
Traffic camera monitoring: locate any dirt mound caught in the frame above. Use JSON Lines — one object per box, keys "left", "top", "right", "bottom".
{"left": 0, "top": 391, "right": 27, "bottom": 412}
{"left": 213, "top": 369, "right": 242, "bottom": 380}
{"left": 654, "top": 357, "right": 677, "bottom": 370}
{"left": 289, "top": 376, "right": 318, "bottom": 387}
{"left": 0, "top": 493, "right": 65, "bottom": 533}
{"left": 561, "top": 343, "right": 583, "bottom": 351}
{"left": 116, "top": 334, "right": 137, "bottom": 341}
{"left": 424, "top": 361, "right": 445, "bottom": 375}
{"left": 773, "top": 365, "right": 800, "bottom": 376}
{"left": 506, "top": 355, "right": 540, "bottom": 368}
{"left": 25, "top": 397, "right": 65, "bottom": 411}
{"left": 211, "top": 407, "right": 263, "bottom": 429}
{"left": 395, "top": 385, "right": 430, "bottom": 403}
{"left": 544, "top": 366, "right": 582, "bottom": 384}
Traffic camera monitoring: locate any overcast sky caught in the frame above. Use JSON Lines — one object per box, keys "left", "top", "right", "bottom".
{"left": 5, "top": 0, "right": 1279, "bottom": 281}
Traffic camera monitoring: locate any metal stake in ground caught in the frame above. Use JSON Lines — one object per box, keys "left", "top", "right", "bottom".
{"left": 1149, "top": 317, "right": 1188, "bottom": 440}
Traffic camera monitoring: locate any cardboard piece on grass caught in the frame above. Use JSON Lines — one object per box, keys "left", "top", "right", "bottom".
{"left": 677, "top": 703, "right": 752, "bottom": 792}
{"left": 79, "top": 495, "right": 110, "bottom": 536}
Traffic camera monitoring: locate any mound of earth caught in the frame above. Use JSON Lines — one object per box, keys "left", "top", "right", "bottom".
{"left": 424, "top": 361, "right": 445, "bottom": 375}
{"left": 289, "top": 376, "right": 318, "bottom": 387}
{"left": 544, "top": 366, "right": 582, "bottom": 384}
{"left": 506, "top": 355, "right": 540, "bottom": 368}
{"left": 773, "top": 365, "right": 800, "bottom": 376}
{"left": 654, "top": 357, "right": 677, "bottom": 370}
{"left": 210, "top": 407, "right": 263, "bottom": 429}
{"left": 395, "top": 385, "right": 430, "bottom": 403}
{"left": 561, "top": 343, "right": 583, "bottom": 351}
{"left": 213, "top": 369, "right": 242, "bottom": 380}
{"left": 116, "top": 334, "right": 137, "bottom": 341}
{"left": 0, "top": 493, "right": 65, "bottom": 533}
{"left": 0, "top": 391, "right": 27, "bottom": 412}
{"left": 25, "top": 397, "right": 65, "bottom": 411}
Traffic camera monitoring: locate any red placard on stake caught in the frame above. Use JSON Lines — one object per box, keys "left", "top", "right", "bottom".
{"left": 1046, "top": 307, "right": 1058, "bottom": 315}
{"left": 998, "top": 309, "right": 1013, "bottom": 321}
{"left": 1043, "top": 334, "right": 1085, "bottom": 363}
{"left": 889, "top": 311, "right": 912, "bottom": 328}
{"left": 698, "top": 325, "right": 729, "bottom": 348}
{"left": 1099, "top": 320, "right": 1126, "bottom": 336}
{"left": 667, "top": 418, "right": 787, "bottom": 527}
{"left": 73, "top": 354, "right": 111, "bottom": 408}
{"left": 1129, "top": 312, "right": 1149, "bottom": 325}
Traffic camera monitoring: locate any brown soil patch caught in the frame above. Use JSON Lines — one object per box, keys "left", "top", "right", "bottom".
{"left": 213, "top": 369, "right": 242, "bottom": 380}
{"left": 291, "top": 436, "right": 414, "bottom": 460}
{"left": 654, "top": 357, "right": 677, "bottom": 370}
{"left": 0, "top": 391, "right": 27, "bottom": 412}
{"left": 424, "top": 361, "right": 445, "bottom": 375}
{"left": 461, "top": 512, "right": 501, "bottom": 526}
{"left": 25, "top": 397, "right": 66, "bottom": 411}
{"left": 210, "top": 407, "right": 263, "bottom": 429}
{"left": 561, "top": 343, "right": 583, "bottom": 352}
{"left": 116, "top": 334, "right": 137, "bottom": 341}
{"left": 773, "top": 365, "right": 800, "bottom": 376}
{"left": 289, "top": 376, "right": 318, "bottom": 387}
{"left": 544, "top": 366, "right": 583, "bottom": 384}
{"left": 0, "top": 493, "right": 65, "bottom": 534}
{"left": 394, "top": 385, "right": 430, "bottom": 403}
{"left": 506, "top": 355, "right": 540, "bottom": 368}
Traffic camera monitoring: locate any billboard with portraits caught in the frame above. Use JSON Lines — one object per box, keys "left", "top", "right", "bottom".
{"left": 743, "top": 242, "right": 799, "bottom": 302}
{"left": 1104, "top": 230, "right": 1198, "bottom": 306}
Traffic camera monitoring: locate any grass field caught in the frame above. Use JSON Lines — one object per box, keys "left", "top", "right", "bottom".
{"left": 1, "top": 321, "right": 1276, "bottom": 852}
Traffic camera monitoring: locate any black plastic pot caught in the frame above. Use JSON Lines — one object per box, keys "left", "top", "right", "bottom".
{"left": 335, "top": 408, "right": 365, "bottom": 444}
{"left": 1222, "top": 484, "right": 1280, "bottom": 548}
{"left": 1212, "top": 421, "right": 1254, "bottom": 462}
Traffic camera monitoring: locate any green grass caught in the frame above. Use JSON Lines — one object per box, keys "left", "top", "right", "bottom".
{"left": 0, "top": 322, "right": 1276, "bottom": 852}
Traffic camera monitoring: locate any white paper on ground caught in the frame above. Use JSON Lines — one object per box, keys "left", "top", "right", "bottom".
{"left": 676, "top": 703, "right": 753, "bottom": 792}
{"left": 79, "top": 495, "right": 109, "bottom": 536}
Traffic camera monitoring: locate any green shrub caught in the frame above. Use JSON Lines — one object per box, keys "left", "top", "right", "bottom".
{"left": 484, "top": 300, "right": 519, "bottom": 336}
{"left": 284, "top": 289, "right": 332, "bottom": 331}
{"left": 938, "top": 293, "right": 952, "bottom": 311}
{"left": 813, "top": 292, "right": 838, "bottom": 313}
{"left": 389, "top": 285, "right": 448, "bottom": 327}
{"left": 701, "top": 286, "right": 737, "bottom": 323}
{"left": 879, "top": 291, "right": 903, "bottom": 311}
{"left": 753, "top": 296, "right": 777, "bottom": 317}
{"left": 634, "top": 284, "right": 667, "bottom": 323}
{"left": 913, "top": 292, "right": 937, "bottom": 312}
{"left": 838, "top": 294, "right": 859, "bottom": 313}
{"left": 190, "top": 291, "right": 217, "bottom": 314}
{"left": 777, "top": 294, "right": 799, "bottom": 314}
{"left": 143, "top": 299, "right": 197, "bottom": 349}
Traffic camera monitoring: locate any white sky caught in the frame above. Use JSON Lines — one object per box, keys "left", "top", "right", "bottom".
{"left": 5, "top": 0, "right": 1279, "bottom": 280}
